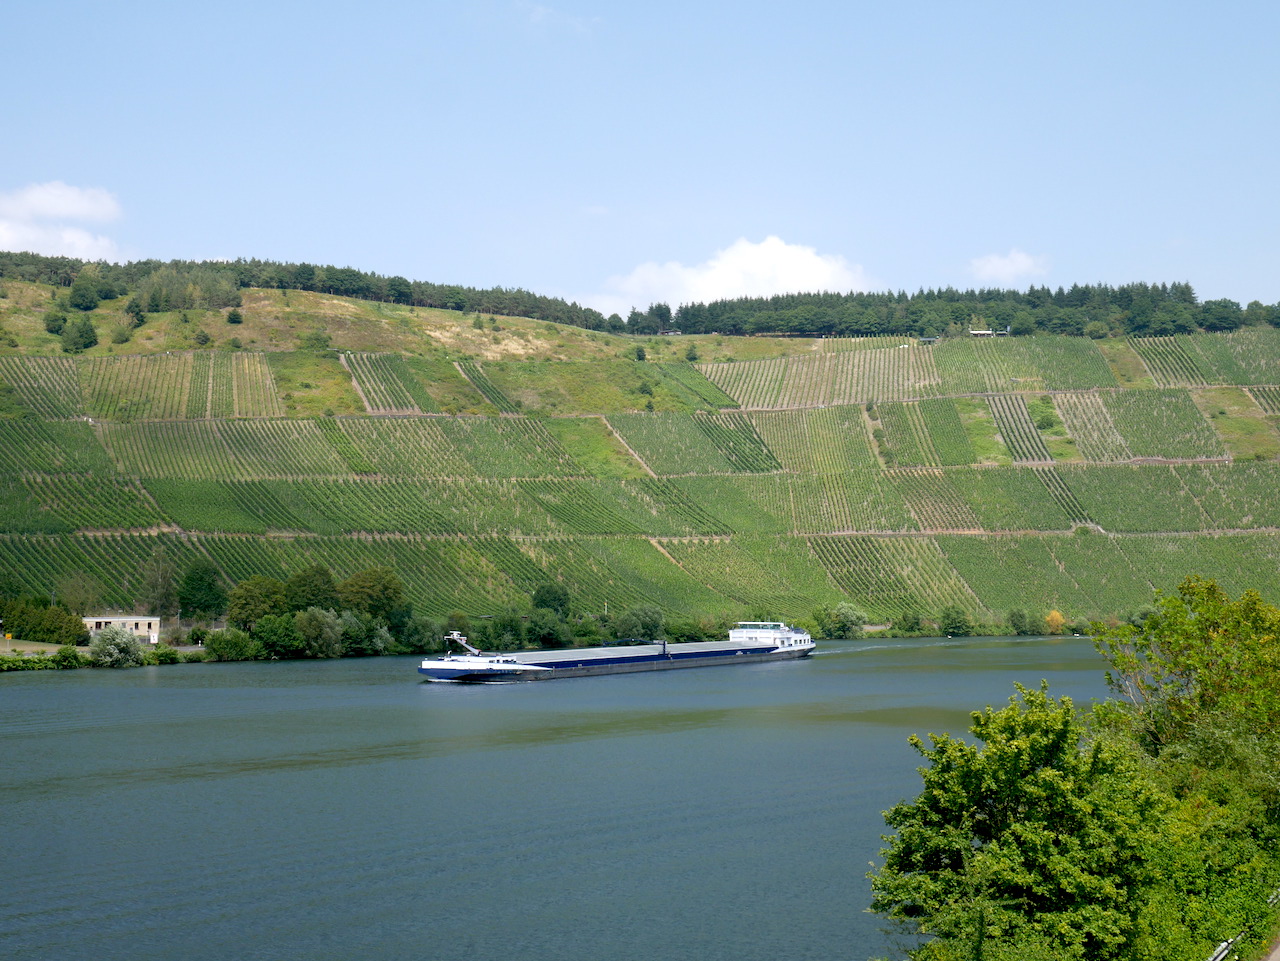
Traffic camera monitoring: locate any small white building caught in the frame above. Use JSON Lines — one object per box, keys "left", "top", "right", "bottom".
{"left": 84, "top": 615, "right": 162, "bottom": 645}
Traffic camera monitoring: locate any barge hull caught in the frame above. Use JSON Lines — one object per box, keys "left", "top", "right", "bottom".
{"left": 520, "top": 645, "right": 811, "bottom": 679}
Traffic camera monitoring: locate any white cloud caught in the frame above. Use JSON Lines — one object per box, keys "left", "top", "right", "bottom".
{"left": 518, "top": 1, "right": 599, "bottom": 36}
{"left": 0, "top": 181, "right": 122, "bottom": 260}
{"left": 588, "top": 236, "right": 869, "bottom": 316}
{"left": 0, "top": 181, "right": 121, "bottom": 223}
{"left": 968, "top": 248, "right": 1048, "bottom": 286}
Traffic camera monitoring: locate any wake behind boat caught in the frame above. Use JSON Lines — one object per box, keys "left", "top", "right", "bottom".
{"left": 417, "top": 622, "right": 814, "bottom": 682}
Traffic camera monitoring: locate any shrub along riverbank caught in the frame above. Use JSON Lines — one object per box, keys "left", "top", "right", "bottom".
{"left": 869, "top": 576, "right": 1280, "bottom": 961}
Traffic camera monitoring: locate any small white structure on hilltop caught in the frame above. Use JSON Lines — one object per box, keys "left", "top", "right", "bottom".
{"left": 83, "top": 615, "right": 162, "bottom": 645}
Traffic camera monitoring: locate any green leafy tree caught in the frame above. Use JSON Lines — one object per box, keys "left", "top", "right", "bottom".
{"left": 870, "top": 684, "right": 1164, "bottom": 960}
{"left": 68, "top": 269, "right": 102, "bottom": 311}
{"left": 612, "top": 604, "right": 663, "bottom": 640}
{"left": 526, "top": 608, "right": 572, "bottom": 648}
{"left": 227, "top": 575, "right": 287, "bottom": 630}
{"left": 178, "top": 560, "right": 228, "bottom": 620}
{"left": 1, "top": 600, "right": 89, "bottom": 645}
{"left": 295, "top": 606, "right": 342, "bottom": 658}
{"left": 938, "top": 604, "right": 973, "bottom": 637}
{"left": 42, "top": 308, "right": 67, "bottom": 335}
{"left": 338, "top": 609, "right": 390, "bottom": 656}
{"left": 1093, "top": 575, "right": 1280, "bottom": 741}
{"left": 89, "top": 625, "right": 148, "bottom": 668}
{"left": 60, "top": 316, "right": 98, "bottom": 352}
{"left": 531, "top": 582, "right": 570, "bottom": 617}
{"left": 336, "top": 566, "right": 406, "bottom": 623}
{"left": 814, "top": 603, "right": 866, "bottom": 638}
{"left": 125, "top": 298, "right": 146, "bottom": 328}
{"left": 1007, "top": 609, "right": 1031, "bottom": 635}
{"left": 285, "top": 564, "right": 339, "bottom": 612}
{"left": 140, "top": 545, "right": 179, "bottom": 617}
{"left": 253, "top": 613, "right": 306, "bottom": 659}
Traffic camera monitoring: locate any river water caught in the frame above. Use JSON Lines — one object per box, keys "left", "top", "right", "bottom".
{"left": 0, "top": 636, "right": 1109, "bottom": 961}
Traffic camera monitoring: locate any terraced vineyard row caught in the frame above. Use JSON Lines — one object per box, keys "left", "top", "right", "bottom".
{"left": 0, "top": 357, "right": 82, "bottom": 418}
{"left": 654, "top": 363, "right": 739, "bottom": 408}
{"left": 1053, "top": 393, "right": 1131, "bottom": 462}
{"left": 931, "top": 336, "right": 1116, "bottom": 393}
{"left": 1129, "top": 337, "right": 1209, "bottom": 386}
{"left": 456, "top": 361, "right": 519, "bottom": 412}
{"left": 101, "top": 420, "right": 348, "bottom": 479}
{"left": 83, "top": 352, "right": 284, "bottom": 420}
{"left": 0, "top": 421, "right": 113, "bottom": 475}
{"left": 693, "top": 412, "right": 780, "bottom": 472}
{"left": 0, "top": 533, "right": 209, "bottom": 607}
{"left": 889, "top": 469, "right": 982, "bottom": 531}
{"left": 1207, "top": 327, "right": 1280, "bottom": 383}
{"left": 918, "top": 398, "right": 977, "bottom": 465}
{"left": 609, "top": 414, "right": 735, "bottom": 475}
{"left": 659, "top": 535, "right": 843, "bottom": 619}
{"left": 873, "top": 402, "right": 941, "bottom": 467}
{"left": 1247, "top": 386, "right": 1280, "bottom": 414}
{"left": 344, "top": 352, "right": 436, "bottom": 413}
{"left": 750, "top": 406, "right": 878, "bottom": 473}
{"left": 809, "top": 535, "right": 983, "bottom": 619}
{"left": 988, "top": 394, "right": 1052, "bottom": 462}
{"left": 699, "top": 345, "right": 941, "bottom": 409}
{"left": 672, "top": 472, "right": 918, "bottom": 534}
{"left": 1102, "top": 389, "right": 1226, "bottom": 460}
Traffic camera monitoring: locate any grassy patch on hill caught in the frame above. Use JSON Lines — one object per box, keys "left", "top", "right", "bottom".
{"left": 1026, "top": 394, "right": 1082, "bottom": 463}
{"left": 954, "top": 398, "right": 1011, "bottom": 465}
{"left": 543, "top": 418, "right": 648, "bottom": 478}
{"left": 1096, "top": 338, "right": 1155, "bottom": 388}
{"left": 267, "top": 352, "right": 363, "bottom": 417}
{"left": 1192, "top": 387, "right": 1280, "bottom": 461}
{"left": 481, "top": 360, "right": 714, "bottom": 414}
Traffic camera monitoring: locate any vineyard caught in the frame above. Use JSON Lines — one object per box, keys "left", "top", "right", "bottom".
{"left": 2, "top": 302, "right": 1280, "bottom": 627}
{"left": 343, "top": 352, "right": 434, "bottom": 414}
{"left": 987, "top": 394, "right": 1053, "bottom": 463}
{"left": 0, "top": 357, "right": 82, "bottom": 418}
{"left": 698, "top": 344, "right": 942, "bottom": 408}
{"left": 82, "top": 352, "right": 284, "bottom": 420}
{"left": 1102, "top": 389, "right": 1226, "bottom": 460}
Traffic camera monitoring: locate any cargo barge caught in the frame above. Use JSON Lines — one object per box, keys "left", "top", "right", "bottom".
{"left": 417, "top": 622, "right": 814, "bottom": 682}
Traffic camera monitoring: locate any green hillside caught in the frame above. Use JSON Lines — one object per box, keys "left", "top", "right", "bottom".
{"left": 4, "top": 279, "right": 1280, "bottom": 627}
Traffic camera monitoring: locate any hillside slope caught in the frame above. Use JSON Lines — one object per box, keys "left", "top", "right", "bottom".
{"left": 3, "top": 283, "right": 1280, "bottom": 625}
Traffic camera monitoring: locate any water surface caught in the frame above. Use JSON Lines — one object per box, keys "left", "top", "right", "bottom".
{"left": 0, "top": 636, "right": 1109, "bottom": 961}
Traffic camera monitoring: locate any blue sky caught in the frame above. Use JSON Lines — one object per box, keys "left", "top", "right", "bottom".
{"left": 4, "top": 1, "right": 1277, "bottom": 315}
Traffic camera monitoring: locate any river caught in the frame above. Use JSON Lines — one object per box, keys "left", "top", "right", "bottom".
{"left": 0, "top": 636, "right": 1109, "bottom": 961}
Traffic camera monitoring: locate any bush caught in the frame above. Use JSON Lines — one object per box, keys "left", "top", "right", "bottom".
{"left": 53, "top": 644, "right": 90, "bottom": 669}
{"left": 89, "top": 625, "right": 149, "bottom": 668}
{"left": 43, "top": 309, "right": 67, "bottom": 335}
{"left": 60, "top": 316, "right": 98, "bottom": 352}
{"left": 152, "top": 644, "right": 181, "bottom": 664}
{"left": 204, "top": 628, "right": 263, "bottom": 661}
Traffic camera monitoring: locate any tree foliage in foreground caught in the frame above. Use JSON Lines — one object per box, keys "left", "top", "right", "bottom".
{"left": 870, "top": 685, "right": 1163, "bottom": 960}
{"left": 872, "top": 577, "right": 1280, "bottom": 961}
{"left": 1093, "top": 575, "right": 1280, "bottom": 743}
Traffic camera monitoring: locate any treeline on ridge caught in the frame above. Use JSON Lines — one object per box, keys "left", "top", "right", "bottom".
{"left": 3, "top": 251, "right": 1277, "bottom": 340}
